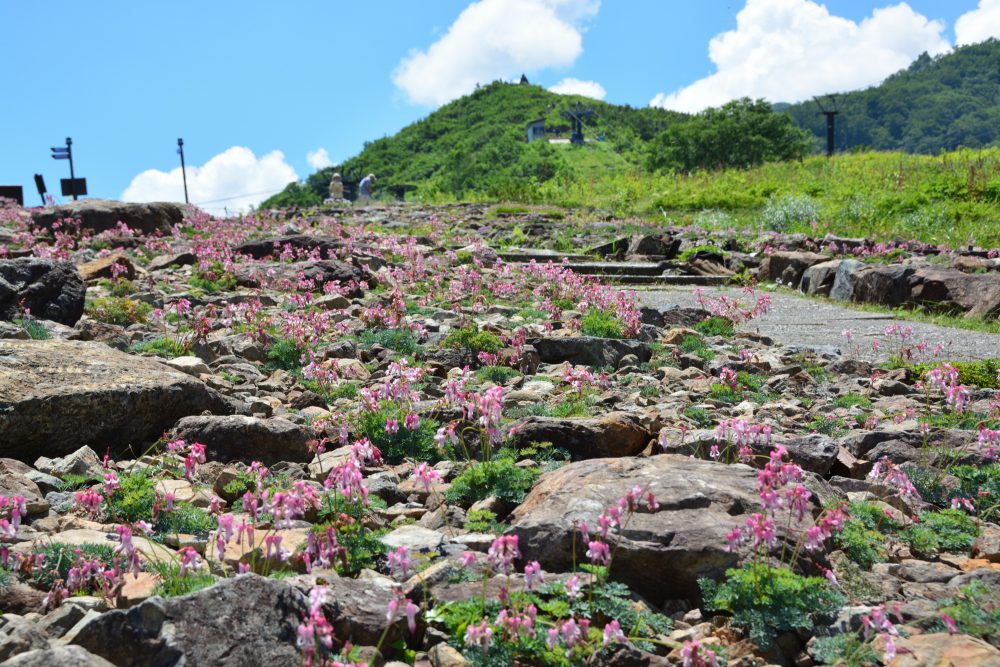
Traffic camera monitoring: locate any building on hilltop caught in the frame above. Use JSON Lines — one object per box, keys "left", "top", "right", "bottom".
{"left": 526, "top": 118, "right": 546, "bottom": 143}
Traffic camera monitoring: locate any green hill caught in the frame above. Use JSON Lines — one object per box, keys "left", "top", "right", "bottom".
{"left": 785, "top": 39, "right": 1000, "bottom": 153}
{"left": 262, "top": 81, "right": 685, "bottom": 208}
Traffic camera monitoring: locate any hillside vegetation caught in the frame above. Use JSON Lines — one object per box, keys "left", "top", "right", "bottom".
{"left": 785, "top": 39, "right": 1000, "bottom": 153}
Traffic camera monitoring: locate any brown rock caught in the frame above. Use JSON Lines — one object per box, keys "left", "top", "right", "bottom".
{"left": 509, "top": 412, "right": 651, "bottom": 459}
{"left": 78, "top": 252, "right": 136, "bottom": 282}
{"left": 0, "top": 339, "right": 236, "bottom": 462}
{"left": 886, "top": 632, "right": 1000, "bottom": 666}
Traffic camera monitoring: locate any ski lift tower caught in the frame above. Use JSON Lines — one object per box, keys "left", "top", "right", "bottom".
{"left": 814, "top": 95, "right": 839, "bottom": 157}
{"left": 561, "top": 106, "right": 594, "bottom": 145}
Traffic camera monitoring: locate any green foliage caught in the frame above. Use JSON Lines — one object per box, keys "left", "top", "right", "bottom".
{"left": 13, "top": 318, "right": 51, "bottom": 339}
{"left": 189, "top": 262, "right": 237, "bottom": 293}
{"left": 837, "top": 501, "right": 899, "bottom": 568}
{"left": 357, "top": 402, "right": 440, "bottom": 463}
{"left": 130, "top": 336, "right": 188, "bottom": 358}
{"left": 56, "top": 473, "right": 99, "bottom": 492}
{"left": 907, "top": 358, "right": 1000, "bottom": 389}
{"left": 760, "top": 194, "right": 820, "bottom": 232}
{"left": 442, "top": 325, "right": 503, "bottom": 354}
{"left": 86, "top": 297, "right": 153, "bottom": 326}
{"left": 26, "top": 543, "right": 118, "bottom": 590}
{"left": 809, "top": 634, "right": 881, "bottom": 667}
{"left": 806, "top": 414, "right": 849, "bottom": 437}
{"left": 475, "top": 365, "right": 520, "bottom": 384}
{"left": 833, "top": 392, "right": 872, "bottom": 409}
{"left": 464, "top": 509, "right": 504, "bottom": 533}
{"left": 579, "top": 308, "right": 624, "bottom": 339}
{"left": 679, "top": 334, "right": 714, "bottom": 361}
{"left": 359, "top": 328, "right": 419, "bottom": 355}
{"left": 147, "top": 561, "right": 217, "bottom": 598}
{"left": 694, "top": 315, "right": 734, "bottom": 337}
{"left": 902, "top": 509, "right": 978, "bottom": 557}
{"left": 445, "top": 455, "right": 539, "bottom": 507}
{"left": 936, "top": 581, "right": 1000, "bottom": 640}
{"left": 683, "top": 406, "right": 714, "bottom": 428}
{"left": 107, "top": 278, "right": 138, "bottom": 298}
{"left": 265, "top": 337, "right": 305, "bottom": 371}
{"left": 648, "top": 98, "right": 811, "bottom": 172}
{"left": 700, "top": 563, "right": 846, "bottom": 649}
{"left": 108, "top": 470, "right": 217, "bottom": 535}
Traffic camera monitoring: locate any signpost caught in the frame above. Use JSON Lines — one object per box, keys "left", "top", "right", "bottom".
{"left": 177, "top": 138, "right": 189, "bottom": 204}
{"left": 0, "top": 186, "right": 24, "bottom": 206}
{"left": 50, "top": 137, "right": 85, "bottom": 200}
{"left": 33, "top": 174, "right": 47, "bottom": 205}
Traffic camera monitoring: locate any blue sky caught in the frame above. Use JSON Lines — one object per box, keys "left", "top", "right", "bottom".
{"left": 2, "top": 1, "right": 995, "bottom": 213}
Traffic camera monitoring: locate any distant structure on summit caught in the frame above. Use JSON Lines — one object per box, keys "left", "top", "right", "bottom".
{"left": 526, "top": 118, "right": 546, "bottom": 143}
{"left": 519, "top": 74, "right": 530, "bottom": 84}
{"left": 561, "top": 106, "right": 594, "bottom": 145}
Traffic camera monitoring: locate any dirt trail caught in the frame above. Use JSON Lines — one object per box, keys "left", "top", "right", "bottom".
{"left": 639, "top": 286, "right": 1000, "bottom": 361}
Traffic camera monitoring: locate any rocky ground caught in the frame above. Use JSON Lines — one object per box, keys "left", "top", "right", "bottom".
{"left": 0, "top": 199, "right": 999, "bottom": 666}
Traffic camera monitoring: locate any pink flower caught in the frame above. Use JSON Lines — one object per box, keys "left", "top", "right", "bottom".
{"left": 486, "top": 535, "right": 520, "bottom": 575}
{"left": 524, "top": 561, "right": 544, "bottom": 590}
{"left": 586, "top": 540, "right": 610, "bottom": 565}
{"left": 178, "top": 546, "right": 200, "bottom": 577}
{"left": 464, "top": 618, "right": 493, "bottom": 652}
{"left": 603, "top": 619, "right": 626, "bottom": 646}
{"left": 411, "top": 462, "right": 442, "bottom": 493}
{"left": 941, "top": 612, "right": 959, "bottom": 634}
{"left": 564, "top": 574, "right": 583, "bottom": 600}
{"left": 460, "top": 551, "right": 477, "bottom": 568}
{"left": 387, "top": 546, "right": 413, "bottom": 580}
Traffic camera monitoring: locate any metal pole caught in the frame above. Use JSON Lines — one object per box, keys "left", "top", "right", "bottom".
{"left": 177, "top": 138, "right": 189, "bottom": 204}
{"left": 66, "top": 137, "right": 77, "bottom": 200}
{"left": 824, "top": 112, "right": 837, "bottom": 158}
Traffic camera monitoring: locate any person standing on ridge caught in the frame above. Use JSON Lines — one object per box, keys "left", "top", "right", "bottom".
{"left": 358, "top": 173, "right": 376, "bottom": 202}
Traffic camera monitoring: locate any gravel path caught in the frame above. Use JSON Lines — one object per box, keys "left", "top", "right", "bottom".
{"left": 638, "top": 286, "right": 1000, "bottom": 361}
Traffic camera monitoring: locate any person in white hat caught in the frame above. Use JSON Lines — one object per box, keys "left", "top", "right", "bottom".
{"left": 358, "top": 173, "right": 376, "bottom": 201}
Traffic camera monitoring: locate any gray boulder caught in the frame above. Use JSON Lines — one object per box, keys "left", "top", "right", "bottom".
{"left": 170, "top": 415, "right": 313, "bottom": 465}
{"left": 31, "top": 199, "right": 185, "bottom": 236}
{"left": 529, "top": 336, "right": 651, "bottom": 368}
{"left": 508, "top": 455, "right": 835, "bottom": 603}
{"left": 509, "top": 412, "right": 651, "bottom": 459}
{"left": 829, "top": 259, "right": 864, "bottom": 301}
{"left": 0, "top": 645, "right": 114, "bottom": 667}
{"left": 0, "top": 259, "right": 86, "bottom": 326}
{"left": 70, "top": 575, "right": 308, "bottom": 667}
{"left": 800, "top": 259, "right": 842, "bottom": 296}
{"left": 0, "top": 339, "right": 235, "bottom": 461}
{"left": 757, "top": 251, "right": 828, "bottom": 287}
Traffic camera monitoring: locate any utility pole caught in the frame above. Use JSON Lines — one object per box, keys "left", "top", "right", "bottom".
{"left": 177, "top": 138, "right": 189, "bottom": 204}
{"left": 814, "top": 96, "right": 839, "bottom": 158}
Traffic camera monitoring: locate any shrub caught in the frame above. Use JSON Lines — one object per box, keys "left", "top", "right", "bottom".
{"left": 108, "top": 470, "right": 217, "bottom": 535}
{"left": 700, "top": 563, "right": 846, "bottom": 649}
{"left": 13, "top": 318, "right": 51, "bottom": 340}
{"left": 189, "top": 262, "right": 237, "bottom": 293}
{"left": 26, "top": 543, "right": 118, "bottom": 590}
{"left": 464, "top": 509, "right": 503, "bottom": 533}
{"left": 837, "top": 502, "right": 898, "bottom": 568}
{"left": 903, "top": 509, "right": 978, "bottom": 557}
{"left": 833, "top": 392, "right": 872, "bottom": 409}
{"left": 680, "top": 334, "right": 714, "bottom": 361}
{"left": 475, "top": 365, "right": 520, "bottom": 384}
{"left": 760, "top": 194, "right": 820, "bottom": 232}
{"left": 86, "top": 297, "right": 153, "bottom": 326}
{"left": 579, "top": 308, "right": 623, "bottom": 339}
{"left": 694, "top": 315, "right": 734, "bottom": 337}
{"left": 357, "top": 403, "right": 440, "bottom": 463}
{"left": 935, "top": 581, "right": 1000, "bottom": 640}
{"left": 445, "top": 455, "right": 539, "bottom": 507}
{"left": 130, "top": 336, "right": 187, "bottom": 358}
{"left": 147, "top": 561, "right": 217, "bottom": 598}
{"left": 265, "top": 337, "right": 305, "bottom": 372}
{"left": 359, "top": 328, "right": 419, "bottom": 355}
{"left": 442, "top": 325, "right": 504, "bottom": 354}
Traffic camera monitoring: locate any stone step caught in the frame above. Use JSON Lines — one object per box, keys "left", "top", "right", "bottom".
{"left": 497, "top": 249, "right": 591, "bottom": 262}
{"left": 602, "top": 274, "right": 731, "bottom": 286}
{"left": 560, "top": 261, "right": 672, "bottom": 276}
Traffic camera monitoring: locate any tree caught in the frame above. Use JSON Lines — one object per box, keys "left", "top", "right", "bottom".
{"left": 647, "top": 98, "right": 812, "bottom": 172}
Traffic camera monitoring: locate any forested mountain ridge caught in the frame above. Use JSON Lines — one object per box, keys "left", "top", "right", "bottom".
{"left": 784, "top": 39, "right": 1000, "bottom": 153}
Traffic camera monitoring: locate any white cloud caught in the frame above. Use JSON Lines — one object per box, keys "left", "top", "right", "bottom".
{"left": 955, "top": 0, "right": 1000, "bottom": 45}
{"left": 122, "top": 146, "right": 298, "bottom": 216}
{"left": 549, "top": 77, "right": 606, "bottom": 99}
{"left": 650, "top": 0, "right": 950, "bottom": 113}
{"left": 306, "top": 147, "right": 334, "bottom": 170}
{"left": 393, "top": 0, "right": 600, "bottom": 106}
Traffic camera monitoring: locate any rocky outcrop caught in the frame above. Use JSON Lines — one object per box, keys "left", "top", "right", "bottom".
{"left": 69, "top": 575, "right": 308, "bottom": 666}
{"left": 509, "top": 455, "right": 834, "bottom": 603}
{"left": 529, "top": 336, "right": 651, "bottom": 368}
{"left": 0, "top": 259, "right": 86, "bottom": 326}
{"left": 31, "top": 199, "right": 185, "bottom": 236}
{"left": 170, "top": 415, "right": 313, "bottom": 465}
{"left": 509, "top": 412, "right": 651, "bottom": 459}
{"left": 758, "top": 251, "right": 828, "bottom": 287}
{"left": 234, "top": 260, "right": 372, "bottom": 296}
{"left": 0, "top": 339, "right": 235, "bottom": 461}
